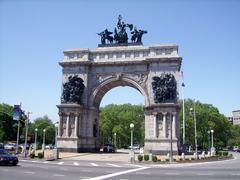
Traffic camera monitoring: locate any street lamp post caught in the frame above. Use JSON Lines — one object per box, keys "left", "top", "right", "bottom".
{"left": 130, "top": 123, "right": 134, "bottom": 150}
{"left": 114, "top": 133, "right": 117, "bottom": 148}
{"left": 55, "top": 122, "right": 59, "bottom": 159}
{"left": 42, "top": 129, "right": 46, "bottom": 151}
{"left": 190, "top": 100, "right": 198, "bottom": 160}
{"left": 207, "top": 130, "right": 211, "bottom": 151}
{"left": 129, "top": 123, "right": 134, "bottom": 163}
{"left": 34, "top": 128, "right": 38, "bottom": 151}
{"left": 210, "top": 129, "right": 215, "bottom": 156}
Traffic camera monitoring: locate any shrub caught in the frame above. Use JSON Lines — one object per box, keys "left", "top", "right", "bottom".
{"left": 152, "top": 155, "right": 157, "bottom": 162}
{"left": 29, "top": 153, "right": 35, "bottom": 159}
{"left": 144, "top": 154, "right": 149, "bottom": 161}
{"left": 38, "top": 152, "right": 44, "bottom": 159}
{"left": 223, "top": 151, "right": 228, "bottom": 156}
{"left": 138, "top": 155, "right": 143, "bottom": 162}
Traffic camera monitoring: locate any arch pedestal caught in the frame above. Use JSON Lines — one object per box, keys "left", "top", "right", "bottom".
{"left": 57, "top": 44, "right": 182, "bottom": 154}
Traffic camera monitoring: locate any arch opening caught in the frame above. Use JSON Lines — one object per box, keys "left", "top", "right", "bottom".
{"left": 90, "top": 78, "right": 149, "bottom": 109}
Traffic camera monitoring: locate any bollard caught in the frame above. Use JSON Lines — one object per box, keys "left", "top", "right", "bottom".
{"left": 181, "top": 152, "right": 185, "bottom": 160}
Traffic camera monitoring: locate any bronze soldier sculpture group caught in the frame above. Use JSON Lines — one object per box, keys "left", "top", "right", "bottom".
{"left": 98, "top": 15, "right": 147, "bottom": 45}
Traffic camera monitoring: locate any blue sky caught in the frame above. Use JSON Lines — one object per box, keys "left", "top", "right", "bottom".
{"left": 0, "top": 0, "right": 240, "bottom": 121}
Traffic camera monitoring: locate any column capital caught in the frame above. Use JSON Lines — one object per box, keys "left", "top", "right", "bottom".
{"left": 162, "top": 112, "right": 168, "bottom": 116}
{"left": 58, "top": 111, "right": 64, "bottom": 116}
{"left": 74, "top": 112, "right": 79, "bottom": 117}
{"left": 171, "top": 112, "right": 177, "bottom": 116}
{"left": 152, "top": 112, "right": 158, "bottom": 115}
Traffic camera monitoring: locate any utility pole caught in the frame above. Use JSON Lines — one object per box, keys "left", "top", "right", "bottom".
{"left": 24, "top": 112, "right": 32, "bottom": 158}
{"left": 193, "top": 101, "right": 198, "bottom": 160}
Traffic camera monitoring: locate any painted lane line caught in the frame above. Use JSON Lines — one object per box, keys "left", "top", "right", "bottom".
{"left": 24, "top": 171, "right": 36, "bottom": 174}
{"left": 1, "top": 169, "right": 9, "bottom": 172}
{"left": 81, "top": 170, "right": 91, "bottom": 172}
{"left": 81, "top": 166, "right": 149, "bottom": 180}
{"left": 90, "top": 163, "right": 98, "bottom": 166}
{"left": 43, "top": 161, "right": 49, "bottom": 163}
{"left": 107, "top": 163, "right": 121, "bottom": 167}
{"left": 74, "top": 162, "right": 79, "bottom": 166}
{"left": 231, "top": 174, "right": 240, "bottom": 176}
{"left": 135, "top": 172, "right": 150, "bottom": 175}
{"left": 53, "top": 174, "right": 65, "bottom": 177}
{"left": 165, "top": 173, "right": 180, "bottom": 175}
{"left": 58, "top": 162, "right": 64, "bottom": 165}
{"left": 80, "top": 177, "right": 92, "bottom": 180}
{"left": 196, "top": 173, "right": 213, "bottom": 176}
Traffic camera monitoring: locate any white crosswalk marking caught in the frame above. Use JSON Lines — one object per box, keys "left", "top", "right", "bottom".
{"left": 43, "top": 161, "right": 49, "bottom": 163}
{"left": 53, "top": 174, "right": 65, "bottom": 177}
{"left": 107, "top": 163, "right": 121, "bottom": 167}
{"left": 58, "top": 162, "right": 64, "bottom": 165}
{"left": 90, "top": 163, "right": 98, "bottom": 166}
{"left": 73, "top": 162, "right": 79, "bottom": 166}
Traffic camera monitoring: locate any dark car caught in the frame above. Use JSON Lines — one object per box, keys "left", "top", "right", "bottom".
{"left": 103, "top": 144, "right": 116, "bottom": 153}
{"left": 0, "top": 149, "right": 18, "bottom": 166}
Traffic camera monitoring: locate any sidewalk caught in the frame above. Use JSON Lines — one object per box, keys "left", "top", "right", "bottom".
{"left": 59, "top": 149, "right": 131, "bottom": 162}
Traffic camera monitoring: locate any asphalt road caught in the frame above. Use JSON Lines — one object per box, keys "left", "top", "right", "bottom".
{"left": 1, "top": 153, "right": 240, "bottom": 180}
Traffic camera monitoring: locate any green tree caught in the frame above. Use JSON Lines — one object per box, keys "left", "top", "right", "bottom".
{"left": 99, "top": 104, "right": 144, "bottom": 148}
{"left": 0, "top": 103, "right": 27, "bottom": 142}
{"left": 179, "top": 99, "right": 231, "bottom": 149}
{"left": 228, "top": 125, "right": 240, "bottom": 147}
{"left": 24, "top": 115, "right": 56, "bottom": 146}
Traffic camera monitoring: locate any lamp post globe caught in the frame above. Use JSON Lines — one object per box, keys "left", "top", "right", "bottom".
{"left": 130, "top": 123, "right": 134, "bottom": 129}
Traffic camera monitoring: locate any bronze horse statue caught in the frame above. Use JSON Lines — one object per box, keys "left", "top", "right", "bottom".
{"left": 131, "top": 27, "right": 147, "bottom": 43}
{"left": 98, "top": 29, "right": 114, "bottom": 44}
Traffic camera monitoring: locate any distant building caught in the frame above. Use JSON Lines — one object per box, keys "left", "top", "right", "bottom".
{"left": 228, "top": 117, "right": 233, "bottom": 124}
{"left": 233, "top": 110, "right": 240, "bottom": 125}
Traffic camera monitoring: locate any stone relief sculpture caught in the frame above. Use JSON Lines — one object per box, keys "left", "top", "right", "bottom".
{"left": 152, "top": 73, "right": 177, "bottom": 103}
{"left": 61, "top": 75, "right": 85, "bottom": 105}
{"left": 98, "top": 15, "right": 147, "bottom": 45}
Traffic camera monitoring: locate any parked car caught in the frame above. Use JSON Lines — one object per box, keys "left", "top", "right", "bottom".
{"left": 0, "top": 143, "right": 4, "bottom": 149}
{"left": 233, "top": 146, "right": 239, "bottom": 152}
{"left": 4, "top": 143, "right": 16, "bottom": 150}
{"left": 128, "top": 144, "right": 140, "bottom": 150}
{"left": 103, "top": 144, "right": 116, "bottom": 153}
{"left": 0, "top": 149, "right": 18, "bottom": 166}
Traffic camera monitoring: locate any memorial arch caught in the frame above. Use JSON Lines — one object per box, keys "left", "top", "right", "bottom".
{"left": 57, "top": 44, "right": 182, "bottom": 155}
{"left": 57, "top": 15, "right": 182, "bottom": 155}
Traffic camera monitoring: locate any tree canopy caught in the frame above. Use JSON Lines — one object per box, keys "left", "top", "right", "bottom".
{"left": 99, "top": 104, "right": 144, "bottom": 148}
{"left": 178, "top": 99, "right": 232, "bottom": 149}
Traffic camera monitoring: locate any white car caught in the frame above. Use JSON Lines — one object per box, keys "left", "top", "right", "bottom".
{"left": 4, "top": 143, "right": 16, "bottom": 150}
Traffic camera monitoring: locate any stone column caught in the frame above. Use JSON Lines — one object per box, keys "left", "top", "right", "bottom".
{"left": 58, "top": 112, "right": 62, "bottom": 137}
{"left": 162, "top": 112, "right": 167, "bottom": 138}
{"left": 153, "top": 112, "right": 157, "bottom": 138}
{"left": 74, "top": 113, "right": 79, "bottom": 137}
{"left": 172, "top": 112, "right": 176, "bottom": 138}
{"left": 66, "top": 113, "right": 70, "bottom": 137}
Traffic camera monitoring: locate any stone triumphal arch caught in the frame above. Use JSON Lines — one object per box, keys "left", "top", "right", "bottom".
{"left": 57, "top": 44, "right": 182, "bottom": 155}
{"left": 57, "top": 16, "right": 182, "bottom": 155}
